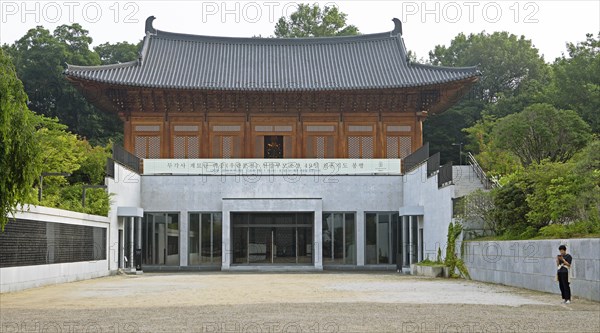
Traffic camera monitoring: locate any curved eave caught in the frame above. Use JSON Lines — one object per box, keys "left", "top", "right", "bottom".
{"left": 66, "top": 60, "right": 139, "bottom": 72}
{"left": 64, "top": 70, "right": 480, "bottom": 92}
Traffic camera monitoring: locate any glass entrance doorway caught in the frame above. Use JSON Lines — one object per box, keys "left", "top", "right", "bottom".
{"left": 231, "top": 213, "right": 313, "bottom": 265}
{"left": 142, "top": 213, "right": 180, "bottom": 265}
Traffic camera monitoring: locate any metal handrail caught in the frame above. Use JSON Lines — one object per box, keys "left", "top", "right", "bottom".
{"left": 466, "top": 152, "right": 499, "bottom": 189}
{"left": 112, "top": 145, "right": 141, "bottom": 174}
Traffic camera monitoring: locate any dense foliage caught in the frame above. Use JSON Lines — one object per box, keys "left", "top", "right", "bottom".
{"left": 0, "top": 49, "right": 41, "bottom": 230}
{"left": 1, "top": 24, "right": 139, "bottom": 145}
{"left": 32, "top": 115, "right": 111, "bottom": 215}
{"left": 274, "top": 4, "right": 359, "bottom": 37}
{"left": 459, "top": 137, "right": 600, "bottom": 240}
{"left": 425, "top": 31, "right": 549, "bottom": 164}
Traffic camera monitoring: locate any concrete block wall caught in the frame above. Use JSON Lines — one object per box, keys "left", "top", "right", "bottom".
{"left": 464, "top": 239, "right": 600, "bottom": 302}
{"left": 1, "top": 205, "right": 110, "bottom": 293}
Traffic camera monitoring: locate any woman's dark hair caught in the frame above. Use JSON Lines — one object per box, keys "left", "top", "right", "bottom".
{"left": 559, "top": 245, "right": 567, "bottom": 251}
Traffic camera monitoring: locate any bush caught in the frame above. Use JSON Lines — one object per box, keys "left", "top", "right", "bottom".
{"left": 539, "top": 218, "right": 600, "bottom": 238}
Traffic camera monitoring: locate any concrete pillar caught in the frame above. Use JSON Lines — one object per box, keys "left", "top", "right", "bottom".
{"left": 402, "top": 216, "right": 409, "bottom": 266}
{"left": 180, "top": 211, "right": 188, "bottom": 266}
{"left": 356, "top": 211, "right": 365, "bottom": 266}
{"left": 136, "top": 217, "right": 142, "bottom": 269}
{"left": 222, "top": 210, "right": 231, "bottom": 270}
{"left": 129, "top": 216, "right": 135, "bottom": 269}
{"left": 119, "top": 218, "right": 124, "bottom": 269}
{"left": 409, "top": 215, "right": 415, "bottom": 265}
{"left": 314, "top": 206, "right": 323, "bottom": 270}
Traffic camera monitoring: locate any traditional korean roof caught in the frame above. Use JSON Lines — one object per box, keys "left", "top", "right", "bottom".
{"left": 65, "top": 16, "right": 479, "bottom": 91}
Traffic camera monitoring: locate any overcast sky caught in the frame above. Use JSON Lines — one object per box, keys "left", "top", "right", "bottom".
{"left": 1, "top": 1, "right": 599, "bottom": 62}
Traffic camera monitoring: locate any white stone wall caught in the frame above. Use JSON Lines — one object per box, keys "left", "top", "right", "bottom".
{"left": 106, "top": 163, "right": 142, "bottom": 271}
{"left": 401, "top": 163, "right": 455, "bottom": 263}
{"left": 1, "top": 206, "right": 110, "bottom": 293}
{"left": 464, "top": 239, "right": 600, "bottom": 302}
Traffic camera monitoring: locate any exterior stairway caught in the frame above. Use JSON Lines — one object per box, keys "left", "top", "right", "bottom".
{"left": 452, "top": 165, "right": 488, "bottom": 198}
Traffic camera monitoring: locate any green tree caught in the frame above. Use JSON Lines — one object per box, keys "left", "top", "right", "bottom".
{"left": 0, "top": 49, "right": 42, "bottom": 230}
{"left": 548, "top": 33, "right": 600, "bottom": 133}
{"left": 456, "top": 189, "right": 497, "bottom": 236}
{"left": 32, "top": 114, "right": 110, "bottom": 215}
{"left": 492, "top": 103, "right": 592, "bottom": 166}
{"left": 94, "top": 41, "right": 141, "bottom": 65}
{"left": 274, "top": 4, "right": 359, "bottom": 37}
{"left": 429, "top": 32, "right": 547, "bottom": 103}
{"left": 463, "top": 116, "right": 521, "bottom": 176}
{"left": 5, "top": 25, "right": 122, "bottom": 145}
{"left": 491, "top": 174, "right": 531, "bottom": 237}
{"left": 488, "top": 139, "right": 599, "bottom": 239}
{"left": 425, "top": 31, "right": 548, "bottom": 164}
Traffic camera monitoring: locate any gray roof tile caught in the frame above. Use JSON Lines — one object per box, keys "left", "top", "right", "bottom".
{"left": 65, "top": 18, "right": 479, "bottom": 91}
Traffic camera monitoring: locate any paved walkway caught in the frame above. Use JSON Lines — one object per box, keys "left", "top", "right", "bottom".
{"left": 1, "top": 272, "right": 598, "bottom": 332}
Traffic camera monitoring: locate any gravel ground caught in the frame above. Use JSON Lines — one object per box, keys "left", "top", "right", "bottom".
{"left": 1, "top": 272, "right": 598, "bottom": 332}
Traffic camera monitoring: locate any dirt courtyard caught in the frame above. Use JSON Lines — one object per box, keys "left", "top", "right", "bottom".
{"left": 1, "top": 272, "right": 598, "bottom": 332}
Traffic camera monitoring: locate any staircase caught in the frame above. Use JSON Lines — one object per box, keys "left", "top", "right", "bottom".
{"left": 452, "top": 165, "right": 487, "bottom": 197}
{"left": 453, "top": 152, "right": 498, "bottom": 197}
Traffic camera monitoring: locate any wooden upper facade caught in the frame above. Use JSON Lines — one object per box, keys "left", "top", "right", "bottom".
{"left": 65, "top": 17, "right": 479, "bottom": 159}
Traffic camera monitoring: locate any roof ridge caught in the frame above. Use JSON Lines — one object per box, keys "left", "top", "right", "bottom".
{"left": 151, "top": 29, "right": 396, "bottom": 44}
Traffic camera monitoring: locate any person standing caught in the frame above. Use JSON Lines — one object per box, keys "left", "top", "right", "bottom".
{"left": 556, "top": 244, "right": 573, "bottom": 304}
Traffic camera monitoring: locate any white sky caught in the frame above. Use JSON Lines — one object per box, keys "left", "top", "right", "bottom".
{"left": 1, "top": 1, "right": 599, "bottom": 62}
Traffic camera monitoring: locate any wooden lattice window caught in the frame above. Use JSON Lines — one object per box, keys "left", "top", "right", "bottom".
{"left": 172, "top": 124, "right": 200, "bottom": 158}
{"left": 346, "top": 123, "right": 375, "bottom": 159}
{"left": 385, "top": 124, "right": 412, "bottom": 159}
{"left": 133, "top": 124, "right": 161, "bottom": 158}
{"left": 305, "top": 124, "right": 336, "bottom": 158}
{"left": 212, "top": 135, "right": 242, "bottom": 158}
{"left": 173, "top": 136, "right": 199, "bottom": 158}
{"left": 305, "top": 135, "right": 335, "bottom": 158}
{"left": 211, "top": 124, "right": 243, "bottom": 158}
{"left": 347, "top": 136, "right": 374, "bottom": 158}
{"left": 386, "top": 136, "right": 412, "bottom": 158}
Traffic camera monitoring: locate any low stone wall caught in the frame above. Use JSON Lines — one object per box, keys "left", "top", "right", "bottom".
{"left": 463, "top": 239, "right": 600, "bottom": 302}
{"left": 1, "top": 205, "right": 110, "bottom": 293}
{"left": 411, "top": 264, "right": 449, "bottom": 278}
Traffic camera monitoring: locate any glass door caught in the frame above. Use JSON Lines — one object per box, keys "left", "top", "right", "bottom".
{"left": 142, "top": 213, "right": 179, "bottom": 265}
{"left": 231, "top": 213, "right": 313, "bottom": 265}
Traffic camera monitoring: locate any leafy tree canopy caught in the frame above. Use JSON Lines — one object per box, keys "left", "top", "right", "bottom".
{"left": 492, "top": 103, "right": 591, "bottom": 166}
{"left": 94, "top": 41, "right": 141, "bottom": 65}
{"left": 4, "top": 24, "right": 122, "bottom": 146}
{"left": 547, "top": 33, "right": 600, "bottom": 133}
{"left": 0, "top": 49, "right": 42, "bottom": 230}
{"left": 425, "top": 31, "right": 548, "bottom": 164}
{"left": 274, "top": 4, "right": 359, "bottom": 37}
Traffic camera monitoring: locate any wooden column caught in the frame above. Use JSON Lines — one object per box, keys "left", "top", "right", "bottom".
{"left": 296, "top": 115, "right": 303, "bottom": 158}
{"left": 338, "top": 114, "right": 345, "bottom": 158}
{"left": 244, "top": 115, "right": 251, "bottom": 158}
{"left": 202, "top": 114, "right": 209, "bottom": 158}
{"left": 123, "top": 117, "right": 132, "bottom": 152}
{"left": 162, "top": 118, "right": 170, "bottom": 158}
{"left": 377, "top": 113, "right": 384, "bottom": 158}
